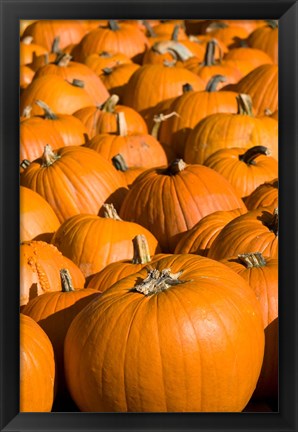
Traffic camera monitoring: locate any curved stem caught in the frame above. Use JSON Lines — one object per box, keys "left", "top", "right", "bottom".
{"left": 236, "top": 94, "right": 254, "bottom": 116}
{"left": 203, "top": 40, "right": 217, "bottom": 66}
{"left": 134, "top": 268, "right": 186, "bottom": 296}
{"left": 132, "top": 235, "right": 151, "bottom": 264}
{"left": 108, "top": 20, "right": 120, "bottom": 31}
{"left": 60, "top": 269, "right": 75, "bottom": 292}
{"left": 103, "top": 203, "right": 122, "bottom": 220}
{"left": 163, "top": 59, "right": 176, "bottom": 67}
{"left": 112, "top": 154, "right": 128, "bottom": 172}
{"left": 101, "top": 94, "right": 119, "bottom": 112}
{"left": 35, "top": 100, "right": 57, "bottom": 120}
{"left": 239, "top": 146, "right": 270, "bottom": 165}
{"left": 238, "top": 252, "right": 266, "bottom": 268}
{"left": 143, "top": 20, "right": 157, "bottom": 38}
{"left": 205, "top": 74, "right": 226, "bottom": 92}
{"left": 151, "top": 112, "right": 179, "bottom": 139}
{"left": 42, "top": 144, "right": 61, "bottom": 167}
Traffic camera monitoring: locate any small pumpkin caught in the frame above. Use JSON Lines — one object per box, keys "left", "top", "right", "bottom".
{"left": 20, "top": 314, "right": 55, "bottom": 412}
{"left": 244, "top": 179, "right": 278, "bottom": 211}
{"left": 247, "top": 20, "right": 278, "bottom": 64}
{"left": 83, "top": 51, "right": 132, "bottom": 74}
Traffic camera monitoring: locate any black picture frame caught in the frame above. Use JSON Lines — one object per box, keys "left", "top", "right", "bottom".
{"left": 1, "top": 0, "right": 297, "bottom": 431}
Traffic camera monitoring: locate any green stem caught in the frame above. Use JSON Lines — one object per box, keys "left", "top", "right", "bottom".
{"left": 60, "top": 269, "right": 75, "bottom": 292}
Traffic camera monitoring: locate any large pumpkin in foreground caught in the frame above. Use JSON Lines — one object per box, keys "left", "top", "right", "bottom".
{"left": 64, "top": 254, "right": 264, "bottom": 412}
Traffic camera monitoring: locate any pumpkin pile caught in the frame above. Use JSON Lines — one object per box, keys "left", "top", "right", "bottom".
{"left": 20, "top": 19, "right": 278, "bottom": 413}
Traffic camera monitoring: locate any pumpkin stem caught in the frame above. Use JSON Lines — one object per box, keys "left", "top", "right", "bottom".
{"left": 35, "top": 100, "right": 58, "bottom": 120}
{"left": 205, "top": 74, "right": 226, "bottom": 92}
{"left": 266, "top": 19, "right": 278, "bottom": 29}
{"left": 103, "top": 203, "right": 122, "bottom": 220}
{"left": 207, "top": 21, "right": 228, "bottom": 31}
{"left": 239, "top": 146, "right": 270, "bottom": 165}
{"left": 20, "top": 159, "right": 31, "bottom": 170}
{"left": 152, "top": 41, "right": 193, "bottom": 62}
{"left": 163, "top": 59, "right": 177, "bottom": 67}
{"left": 171, "top": 24, "right": 180, "bottom": 41}
{"left": 268, "top": 208, "right": 278, "bottom": 236}
{"left": 22, "top": 106, "right": 32, "bottom": 118}
{"left": 164, "top": 158, "right": 186, "bottom": 175}
{"left": 264, "top": 108, "right": 273, "bottom": 116}
{"left": 133, "top": 267, "right": 186, "bottom": 296}
{"left": 238, "top": 252, "right": 267, "bottom": 268}
{"left": 143, "top": 20, "right": 157, "bottom": 38}
{"left": 99, "top": 51, "right": 112, "bottom": 58}
{"left": 237, "top": 94, "right": 254, "bottom": 116}
{"left": 203, "top": 39, "right": 217, "bottom": 66}
{"left": 51, "top": 36, "right": 61, "bottom": 54}
{"left": 102, "top": 67, "right": 113, "bottom": 75}
{"left": 55, "top": 53, "right": 72, "bottom": 67}
{"left": 71, "top": 79, "right": 85, "bottom": 88}
{"left": 60, "top": 269, "right": 75, "bottom": 292}
{"left": 22, "top": 36, "right": 33, "bottom": 45}
{"left": 108, "top": 20, "right": 120, "bottom": 31}
{"left": 183, "top": 83, "right": 193, "bottom": 93}
{"left": 116, "top": 112, "right": 128, "bottom": 136}
{"left": 151, "top": 111, "right": 180, "bottom": 139}
{"left": 132, "top": 235, "right": 151, "bottom": 264}
{"left": 42, "top": 144, "right": 61, "bottom": 167}
{"left": 101, "top": 94, "right": 119, "bottom": 112}
{"left": 112, "top": 153, "right": 128, "bottom": 172}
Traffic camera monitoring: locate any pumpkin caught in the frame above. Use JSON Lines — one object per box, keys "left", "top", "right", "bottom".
{"left": 20, "top": 314, "right": 55, "bottom": 412}
{"left": 71, "top": 20, "right": 149, "bottom": 63}
{"left": 20, "top": 36, "right": 48, "bottom": 65}
{"left": 119, "top": 159, "right": 246, "bottom": 252}
{"left": 73, "top": 95, "right": 148, "bottom": 139}
{"left": 20, "top": 186, "right": 60, "bottom": 243}
{"left": 208, "top": 207, "right": 278, "bottom": 260}
{"left": 84, "top": 112, "right": 167, "bottom": 169}
{"left": 20, "top": 75, "right": 95, "bottom": 116}
{"left": 174, "top": 208, "right": 246, "bottom": 255}
{"left": 247, "top": 20, "right": 278, "bottom": 64}
{"left": 64, "top": 254, "right": 264, "bottom": 412}
{"left": 33, "top": 53, "right": 109, "bottom": 106}
{"left": 142, "top": 39, "right": 195, "bottom": 65}
{"left": 221, "top": 252, "right": 278, "bottom": 400}
{"left": 20, "top": 145, "right": 127, "bottom": 223}
{"left": 87, "top": 234, "right": 167, "bottom": 291}
{"left": 99, "top": 63, "right": 140, "bottom": 101}
{"left": 155, "top": 76, "right": 238, "bottom": 158}
{"left": 122, "top": 62, "right": 205, "bottom": 114}
{"left": 149, "top": 21, "right": 188, "bottom": 41}
{"left": 20, "top": 241, "right": 85, "bottom": 307}
{"left": 51, "top": 205, "right": 160, "bottom": 278}
{"left": 20, "top": 65, "right": 35, "bottom": 90}
{"left": 244, "top": 179, "right": 278, "bottom": 210}
{"left": 183, "top": 40, "right": 242, "bottom": 88}
{"left": 27, "top": 36, "right": 62, "bottom": 72}
{"left": 231, "top": 64, "right": 278, "bottom": 116}
{"left": 22, "top": 269, "right": 101, "bottom": 395}
{"left": 204, "top": 145, "right": 278, "bottom": 199}
{"left": 223, "top": 47, "right": 273, "bottom": 76}
{"left": 111, "top": 154, "right": 147, "bottom": 187}
{"left": 205, "top": 22, "right": 249, "bottom": 48}
{"left": 22, "top": 20, "right": 87, "bottom": 51}
{"left": 83, "top": 51, "right": 132, "bottom": 74}
{"left": 184, "top": 94, "right": 278, "bottom": 164}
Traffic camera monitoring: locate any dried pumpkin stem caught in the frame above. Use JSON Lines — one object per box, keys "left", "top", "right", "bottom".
{"left": 103, "top": 203, "right": 122, "bottom": 220}
{"left": 239, "top": 146, "right": 270, "bottom": 165}
{"left": 266, "top": 19, "right": 278, "bottom": 29}
{"left": 101, "top": 94, "right": 119, "bottom": 112}
{"left": 35, "top": 100, "right": 57, "bottom": 120}
{"left": 207, "top": 21, "right": 228, "bottom": 31}
{"left": 22, "top": 106, "right": 32, "bottom": 118}
{"left": 183, "top": 83, "right": 193, "bottom": 93}
{"left": 143, "top": 20, "right": 157, "bottom": 38}
{"left": 203, "top": 39, "right": 217, "bottom": 66}
{"left": 51, "top": 36, "right": 61, "bottom": 54}
{"left": 71, "top": 79, "right": 85, "bottom": 88}
{"left": 171, "top": 24, "right": 180, "bottom": 41}
{"left": 165, "top": 158, "right": 187, "bottom": 175}
{"left": 238, "top": 252, "right": 267, "bottom": 268}
{"left": 163, "top": 59, "right": 177, "bottom": 67}
{"left": 153, "top": 41, "right": 193, "bottom": 61}
{"left": 237, "top": 94, "right": 254, "bottom": 116}
{"left": 116, "top": 112, "right": 128, "bottom": 136}
{"left": 22, "top": 36, "right": 33, "bottom": 45}
{"left": 102, "top": 67, "right": 113, "bottom": 75}
{"left": 60, "top": 269, "right": 75, "bottom": 292}
{"left": 112, "top": 154, "right": 128, "bottom": 172}
{"left": 42, "top": 144, "right": 61, "bottom": 167}
{"left": 205, "top": 74, "right": 226, "bottom": 92}
{"left": 20, "top": 159, "right": 31, "bottom": 170}
{"left": 134, "top": 268, "right": 186, "bottom": 296}
{"left": 132, "top": 235, "right": 151, "bottom": 264}
{"left": 268, "top": 208, "right": 278, "bottom": 236}
{"left": 151, "top": 111, "right": 180, "bottom": 139}
{"left": 108, "top": 20, "right": 120, "bottom": 31}
{"left": 55, "top": 53, "right": 72, "bottom": 67}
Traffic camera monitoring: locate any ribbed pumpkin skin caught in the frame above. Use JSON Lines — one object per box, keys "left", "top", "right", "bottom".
{"left": 122, "top": 64, "right": 205, "bottom": 113}
{"left": 184, "top": 111, "right": 278, "bottom": 164}
{"left": 223, "top": 47, "right": 273, "bottom": 70}
{"left": 51, "top": 214, "right": 160, "bottom": 277}
{"left": 20, "top": 314, "right": 55, "bottom": 412}
{"left": 64, "top": 254, "right": 264, "bottom": 412}
{"left": 157, "top": 88, "right": 239, "bottom": 158}
{"left": 83, "top": 52, "right": 132, "bottom": 74}
{"left": 73, "top": 105, "right": 148, "bottom": 139}
{"left": 85, "top": 133, "right": 167, "bottom": 169}
{"left": 100, "top": 63, "right": 140, "bottom": 100}
{"left": 20, "top": 65, "right": 35, "bottom": 89}
{"left": 204, "top": 147, "right": 278, "bottom": 199}
{"left": 207, "top": 208, "right": 278, "bottom": 260}
{"left": 20, "top": 116, "right": 65, "bottom": 163}
{"left": 20, "top": 146, "right": 126, "bottom": 223}
{"left": 233, "top": 65, "right": 278, "bottom": 116}
{"left": 20, "top": 241, "right": 85, "bottom": 307}
{"left": 174, "top": 208, "right": 245, "bottom": 255}
{"left": 20, "top": 75, "right": 95, "bottom": 116}
{"left": 247, "top": 23, "right": 278, "bottom": 64}
{"left": 34, "top": 61, "right": 110, "bottom": 106}
{"left": 119, "top": 163, "right": 247, "bottom": 252}
{"left": 244, "top": 179, "right": 278, "bottom": 211}
{"left": 20, "top": 186, "right": 60, "bottom": 243}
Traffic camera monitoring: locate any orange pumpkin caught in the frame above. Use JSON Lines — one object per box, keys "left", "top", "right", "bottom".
{"left": 247, "top": 20, "right": 278, "bottom": 64}
{"left": 20, "top": 241, "right": 85, "bottom": 307}
{"left": 20, "top": 314, "right": 55, "bottom": 412}
{"left": 20, "top": 65, "right": 35, "bottom": 90}
{"left": 111, "top": 154, "right": 147, "bottom": 187}
{"left": 142, "top": 39, "right": 195, "bottom": 65}
{"left": 205, "top": 22, "right": 249, "bottom": 48}
{"left": 20, "top": 145, "right": 127, "bottom": 223}
{"left": 20, "top": 36, "right": 48, "bottom": 65}
{"left": 119, "top": 159, "right": 247, "bottom": 252}
{"left": 244, "top": 179, "right": 278, "bottom": 210}
{"left": 51, "top": 205, "right": 160, "bottom": 278}
{"left": 99, "top": 63, "right": 140, "bottom": 101}
{"left": 20, "top": 186, "right": 60, "bottom": 243}
{"left": 83, "top": 51, "right": 132, "bottom": 74}
{"left": 64, "top": 254, "right": 264, "bottom": 412}
{"left": 223, "top": 47, "right": 273, "bottom": 76}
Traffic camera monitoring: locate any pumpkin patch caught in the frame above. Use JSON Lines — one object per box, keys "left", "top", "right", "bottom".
{"left": 19, "top": 18, "right": 278, "bottom": 413}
